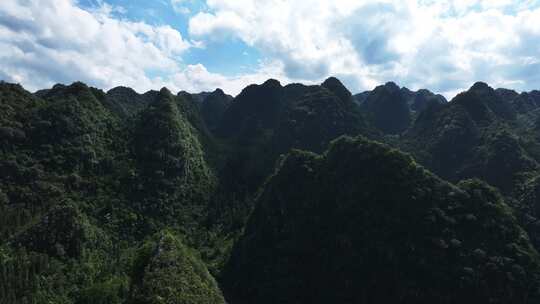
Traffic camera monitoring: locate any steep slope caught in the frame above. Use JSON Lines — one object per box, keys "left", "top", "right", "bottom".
{"left": 217, "top": 79, "right": 285, "bottom": 140}
{"left": 496, "top": 88, "right": 540, "bottom": 115}
{"left": 0, "top": 82, "right": 40, "bottom": 134}
{"left": 402, "top": 96, "right": 480, "bottom": 180}
{"left": 6, "top": 78, "right": 540, "bottom": 304}
{"left": 104, "top": 86, "right": 154, "bottom": 118}
{"left": 218, "top": 77, "right": 371, "bottom": 149}
{"left": 0, "top": 82, "right": 225, "bottom": 303}
{"left": 29, "top": 82, "right": 120, "bottom": 173}
{"left": 396, "top": 82, "right": 540, "bottom": 263}
{"left": 407, "top": 88, "right": 447, "bottom": 112}
{"left": 402, "top": 82, "right": 537, "bottom": 193}
{"left": 211, "top": 78, "right": 373, "bottom": 230}
{"left": 224, "top": 136, "right": 540, "bottom": 304}
{"left": 11, "top": 203, "right": 87, "bottom": 259}
{"left": 321, "top": 76, "right": 354, "bottom": 104}
{"left": 129, "top": 231, "right": 226, "bottom": 304}
{"left": 453, "top": 82, "right": 516, "bottom": 123}
{"left": 0, "top": 82, "right": 120, "bottom": 239}
{"left": 353, "top": 90, "right": 370, "bottom": 105}
{"left": 129, "top": 88, "right": 216, "bottom": 229}
{"left": 190, "top": 89, "right": 232, "bottom": 132}
{"left": 0, "top": 82, "right": 130, "bottom": 303}
{"left": 354, "top": 83, "right": 446, "bottom": 134}
{"left": 176, "top": 89, "right": 230, "bottom": 167}
{"left": 275, "top": 84, "right": 368, "bottom": 153}
{"left": 361, "top": 82, "right": 411, "bottom": 134}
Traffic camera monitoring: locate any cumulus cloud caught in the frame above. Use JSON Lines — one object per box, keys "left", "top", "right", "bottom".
{"left": 189, "top": 0, "right": 540, "bottom": 96}
{"left": 164, "top": 61, "right": 290, "bottom": 94}
{"left": 2, "top": 0, "right": 540, "bottom": 98}
{"left": 0, "top": 0, "right": 191, "bottom": 92}
{"left": 0, "top": 0, "right": 279, "bottom": 96}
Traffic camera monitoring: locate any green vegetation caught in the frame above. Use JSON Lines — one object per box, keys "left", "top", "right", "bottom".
{"left": 129, "top": 88, "right": 216, "bottom": 228}
{"left": 129, "top": 231, "right": 225, "bottom": 304}
{"left": 3, "top": 77, "right": 540, "bottom": 303}
{"left": 210, "top": 78, "right": 374, "bottom": 233}
{"left": 0, "top": 81, "right": 224, "bottom": 303}
{"left": 224, "top": 136, "right": 540, "bottom": 303}
{"left": 361, "top": 82, "right": 411, "bottom": 134}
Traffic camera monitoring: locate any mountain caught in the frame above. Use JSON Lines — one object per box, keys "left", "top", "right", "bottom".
{"left": 361, "top": 82, "right": 411, "bottom": 134}
{"left": 129, "top": 88, "right": 216, "bottom": 228}
{"left": 198, "top": 89, "right": 233, "bottom": 132}
{"left": 209, "top": 78, "right": 375, "bottom": 232}
{"left": 218, "top": 77, "right": 372, "bottom": 147}
{"left": 357, "top": 82, "right": 446, "bottom": 134}
{"left": 129, "top": 231, "right": 226, "bottom": 304}
{"left": 0, "top": 81, "right": 224, "bottom": 303}
{"left": 496, "top": 88, "right": 540, "bottom": 115}
{"left": 355, "top": 86, "right": 446, "bottom": 111}
{"left": 4, "top": 77, "right": 540, "bottom": 303}
{"left": 223, "top": 136, "right": 540, "bottom": 304}
{"left": 402, "top": 82, "right": 537, "bottom": 191}
{"left": 400, "top": 82, "right": 540, "bottom": 253}
{"left": 321, "top": 76, "right": 355, "bottom": 104}
{"left": 103, "top": 86, "right": 155, "bottom": 118}
{"left": 405, "top": 88, "right": 447, "bottom": 112}
{"left": 178, "top": 89, "right": 233, "bottom": 133}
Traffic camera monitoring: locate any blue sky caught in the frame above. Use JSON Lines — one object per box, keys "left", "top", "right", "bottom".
{"left": 77, "top": 0, "right": 262, "bottom": 76}
{"left": 1, "top": 0, "right": 540, "bottom": 97}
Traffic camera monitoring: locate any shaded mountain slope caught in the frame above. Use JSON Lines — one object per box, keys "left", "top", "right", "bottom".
{"left": 195, "top": 89, "right": 232, "bottom": 132}
{"left": 5, "top": 77, "right": 540, "bottom": 304}
{"left": 357, "top": 82, "right": 446, "bottom": 135}
{"left": 209, "top": 78, "right": 375, "bottom": 231}
{"left": 224, "top": 136, "right": 540, "bottom": 304}
{"left": 361, "top": 82, "right": 411, "bottom": 134}
{"left": 402, "top": 82, "right": 538, "bottom": 194}
{"left": 399, "top": 82, "right": 540, "bottom": 254}
{"left": 218, "top": 77, "right": 372, "bottom": 152}
{"left": 103, "top": 86, "right": 158, "bottom": 118}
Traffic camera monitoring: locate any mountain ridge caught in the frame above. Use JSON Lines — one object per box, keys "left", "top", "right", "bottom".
{"left": 4, "top": 77, "right": 540, "bottom": 303}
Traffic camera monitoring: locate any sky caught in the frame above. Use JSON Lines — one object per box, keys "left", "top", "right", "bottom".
{"left": 0, "top": 0, "right": 540, "bottom": 98}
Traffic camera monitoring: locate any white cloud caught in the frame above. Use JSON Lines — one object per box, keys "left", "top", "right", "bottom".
{"left": 164, "top": 61, "right": 290, "bottom": 94}
{"left": 171, "top": 0, "right": 191, "bottom": 15}
{"left": 0, "top": 0, "right": 289, "bottom": 96}
{"left": 2, "top": 0, "right": 540, "bottom": 98}
{"left": 189, "top": 11, "right": 246, "bottom": 40}
{"left": 189, "top": 0, "right": 540, "bottom": 96}
{"left": 0, "top": 0, "right": 194, "bottom": 92}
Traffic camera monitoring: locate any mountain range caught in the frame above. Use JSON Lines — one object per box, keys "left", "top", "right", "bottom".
{"left": 2, "top": 77, "right": 540, "bottom": 303}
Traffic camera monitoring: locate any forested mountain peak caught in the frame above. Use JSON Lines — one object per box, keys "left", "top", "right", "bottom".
{"left": 321, "top": 76, "right": 353, "bottom": 103}
{"left": 361, "top": 81, "right": 410, "bottom": 134}
{"left": 4, "top": 78, "right": 540, "bottom": 303}
{"left": 452, "top": 81, "right": 516, "bottom": 122}
{"left": 261, "top": 78, "right": 282, "bottom": 88}
{"left": 382, "top": 81, "right": 400, "bottom": 91}
{"left": 129, "top": 231, "right": 226, "bottom": 304}
{"left": 106, "top": 86, "right": 140, "bottom": 101}
{"left": 211, "top": 88, "right": 227, "bottom": 97}
{"left": 470, "top": 81, "right": 491, "bottom": 91}
{"left": 224, "top": 136, "right": 540, "bottom": 304}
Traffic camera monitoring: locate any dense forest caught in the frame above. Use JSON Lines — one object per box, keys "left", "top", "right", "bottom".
{"left": 2, "top": 77, "right": 540, "bottom": 303}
